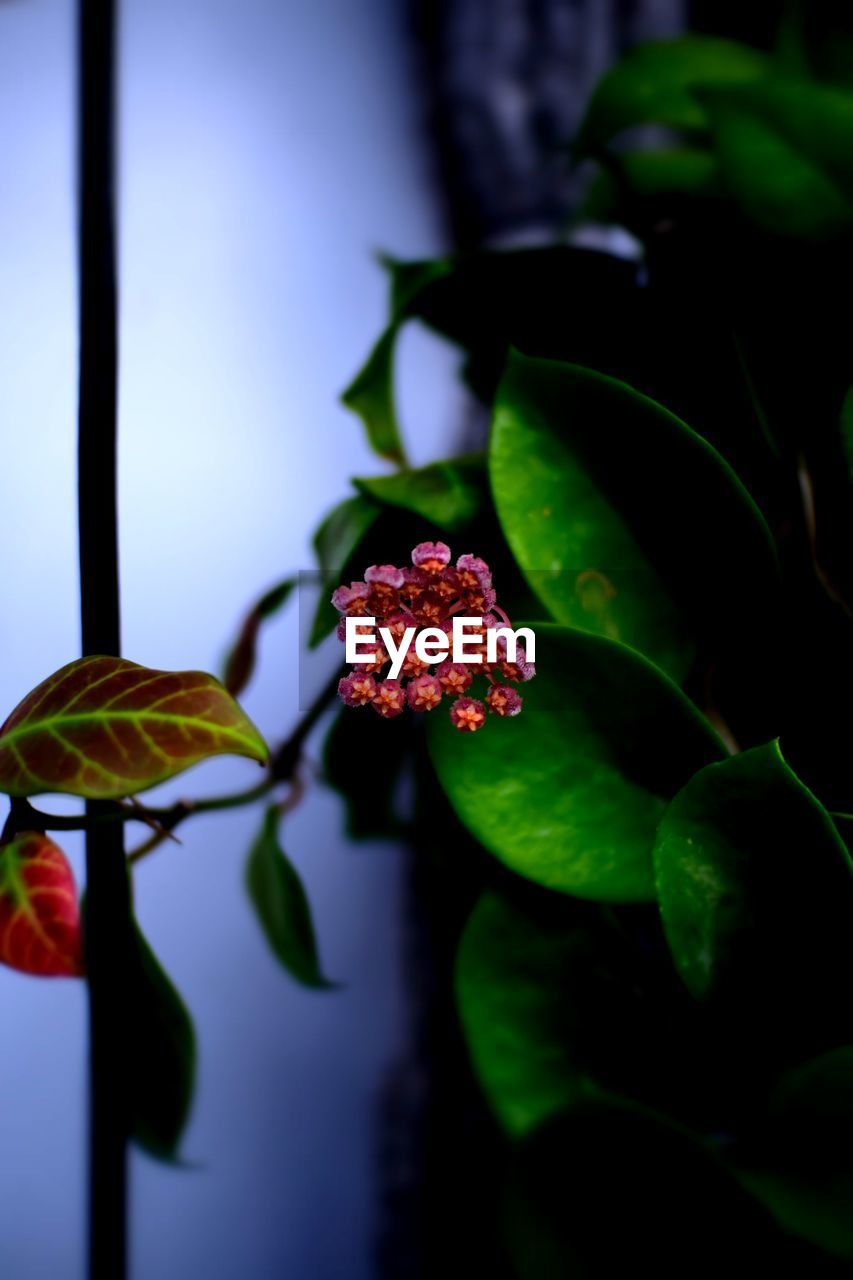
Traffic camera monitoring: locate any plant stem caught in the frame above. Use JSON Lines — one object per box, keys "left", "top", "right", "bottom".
{"left": 17, "top": 661, "right": 346, "bottom": 837}
{"left": 77, "top": 1, "right": 130, "bottom": 1276}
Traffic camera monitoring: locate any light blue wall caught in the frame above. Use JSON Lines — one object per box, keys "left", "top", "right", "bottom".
{"left": 0, "top": 1, "right": 459, "bottom": 1274}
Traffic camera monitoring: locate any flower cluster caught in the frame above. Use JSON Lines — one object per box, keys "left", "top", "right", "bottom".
{"left": 333, "top": 542, "right": 534, "bottom": 731}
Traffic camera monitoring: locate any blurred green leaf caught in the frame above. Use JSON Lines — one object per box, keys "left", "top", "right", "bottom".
{"left": 581, "top": 147, "right": 720, "bottom": 224}
{"left": 246, "top": 806, "right": 333, "bottom": 988}
{"left": 223, "top": 576, "right": 296, "bottom": 696}
{"left": 130, "top": 920, "right": 196, "bottom": 1161}
{"left": 736, "top": 1047, "right": 853, "bottom": 1258}
{"left": 654, "top": 743, "right": 853, "bottom": 1048}
{"left": 574, "top": 36, "right": 770, "bottom": 157}
{"left": 354, "top": 454, "right": 485, "bottom": 532}
{"left": 427, "top": 624, "right": 723, "bottom": 901}
{"left": 323, "top": 706, "right": 407, "bottom": 841}
{"left": 312, "top": 494, "right": 381, "bottom": 577}
{"left": 309, "top": 458, "right": 489, "bottom": 648}
{"left": 341, "top": 327, "right": 405, "bottom": 464}
{"left": 341, "top": 256, "right": 453, "bottom": 462}
{"left": 308, "top": 495, "right": 381, "bottom": 648}
{"left": 490, "top": 352, "right": 779, "bottom": 682}
{"left": 700, "top": 78, "right": 853, "bottom": 239}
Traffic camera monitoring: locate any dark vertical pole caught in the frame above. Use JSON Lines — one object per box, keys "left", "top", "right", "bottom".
{"left": 77, "top": 2, "right": 130, "bottom": 1277}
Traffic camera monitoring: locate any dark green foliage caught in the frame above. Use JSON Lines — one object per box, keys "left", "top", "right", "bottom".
{"left": 311, "top": 10, "right": 853, "bottom": 1271}
{"left": 129, "top": 920, "right": 196, "bottom": 1161}
{"left": 246, "top": 807, "right": 333, "bottom": 989}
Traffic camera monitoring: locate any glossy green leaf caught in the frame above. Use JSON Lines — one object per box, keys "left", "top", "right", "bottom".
{"left": 489, "top": 352, "right": 779, "bottom": 681}
{"left": 700, "top": 78, "right": 853, "bottom": 239}
{"left": 654, "top": 743, "right": 853, "bottom": 1044}
{"left": 0, "top": 832, "right": 84, "bottom": 978}
{"left": 427, "top": 624, "right": 723, "bottom": 901}
{"left": 341, "top": 256, "right": 453, "bottom": 462}
{"left": 129, "top": 920, "right": 196, "bottom": 1160}
{"left": 354, "top": 454, "right": 485, "bottom": 532}
{"left": 736, "top": 1048, "right": 853, "bottom": 1258}
{"left": 223, "top": 576, "right": 295, "bottom": 697}
{"left": 457, "top": 894, "right": 588, "bottom": 1135}
{"left": 246, "top": 806, "right": 333, "bottom": 988}
{"left": 456, "top": 893, "right": 647, "bottom": 1136}
{"left": 574, "top": 36, "right": 770, "bottom": 157}
{"left": 456, "top": 889, "right": 765, "bottom": 1142}
{"left": 0, "top": 657, "right": 269, "bottom": 800}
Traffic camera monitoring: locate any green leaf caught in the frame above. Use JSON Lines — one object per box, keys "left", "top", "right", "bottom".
{"left": 427, "top": 624, "right": 723, "bottom": 901}
{"left": 0, "top": 657, "right": 269, "bottom": 800}
{"left": 456, "top": 889, "right": 764, "bottom": 1142}
{"left": 489, "top": 352, "right": 779, "bottom": 681}
{"left": 341, "top": 327, "right": 406, "bottom": 464}
{"left": 246, "top": 805, "right": 333, "bottom": 988}
{"left": 309, "top": 495, "right": 382, "bottom": 649}
{"left": 457, "top": 893, "right": 589, "bottom": 1136}
{"left": 341, "top": 256, "right": 453, "bottom": 462}
{"left": 354, "top": 454, "right": 485, "bottom": 532}
{"left": 312, "top": 494, "right": 381, "bottom": 577}
{"left": 699, "top": 78, "right": 853, "bottom": 239}
{"left": 129, "top": 919, "right": 196, "bottom": 1160}
{"left": 456, "top": 893, "right": 642, "bottom": 1136}
{"left": 736, "top": 1047, "right": 853, "bottom": 1259}
{"left": 654, "top": 743, "right": 853, "bottom": 1046}
{"left": 223, "top": 576, "right": 296, "bottom": 697}
{"left": 574, "top": 36, "right": 770, "bottom": 157}
{"left": 309, "top": 459, "right": 489, "bottom": 649}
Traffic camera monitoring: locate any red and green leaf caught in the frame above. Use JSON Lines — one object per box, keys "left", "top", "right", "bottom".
{"left": 0, "top": 832, "right": 84, "bottom": 977}
{"left": 0, "top": 656, "right": 269, "bottom": 800}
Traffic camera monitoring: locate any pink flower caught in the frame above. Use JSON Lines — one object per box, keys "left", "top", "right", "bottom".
{"left": 331, "top": 538, "right": 533, "bottom": 731}
{"left": 338, "top": 673, "right": 377, "bottom": 707}
{"left": 406, "top": 673, "right": 443, "bottom": 712}
{"left": 450, "top": 697, "right": 487, "bottom": 733}
{"left": 412, "top": 541, "right": 451, "bottom": 573}
{"left": 456, "top": 554, "right": 492, "bottom": 590}
{"left": 435, "top": 660, "right": 473, "bottom": 695}
{"left": 372, "top": 679, "right": 406, "bottom": 718}
{"left": 486, "top": 684, "right": 523, "bottom": 717}
{"left": 331, "top": 581, "right": 370, "bottom": 614}
{"left": 365, "top": 564, "right": 405, "bottom": 589}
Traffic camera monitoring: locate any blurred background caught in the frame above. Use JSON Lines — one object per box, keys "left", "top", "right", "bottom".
{"left": 0, "top": 1, "right": 785, "bottom": 1276}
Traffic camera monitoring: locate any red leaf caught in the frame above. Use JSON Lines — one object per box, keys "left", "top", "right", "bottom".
{"left": 0, "top": 656, "right": 269, "bottom": 800}
{"left": 0, "top": 832, "right": 84, "bottom": 977}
